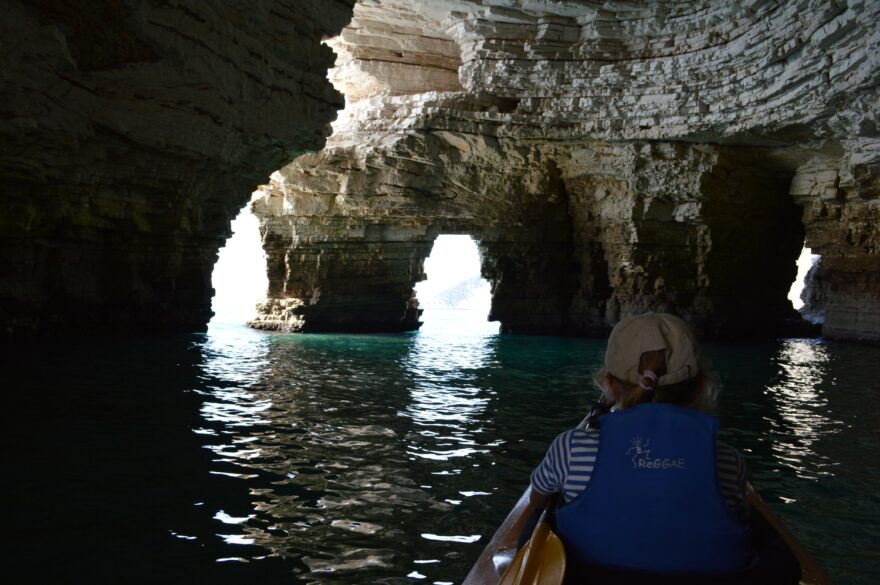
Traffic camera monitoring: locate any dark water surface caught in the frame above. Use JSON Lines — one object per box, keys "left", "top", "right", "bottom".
{"left": 6, "top": 313, "right": 879, "bottom": 584}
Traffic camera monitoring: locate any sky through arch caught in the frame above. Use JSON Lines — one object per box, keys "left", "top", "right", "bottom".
{"left": 415, "top": 235, "right": 496, "bottom": 335}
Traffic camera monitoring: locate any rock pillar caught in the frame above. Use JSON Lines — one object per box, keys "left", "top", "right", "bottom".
{"left": 563, "top": 144, "right": 807, "bottom": 339}
{"left": 248, "top": 219, "right": 433, "bottom": 332}
{"left": 477, "top": 170, "right": 580, "bottom": 335}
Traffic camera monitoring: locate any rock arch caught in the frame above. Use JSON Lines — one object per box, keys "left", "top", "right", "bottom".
{"left": 250, "top": 0, "right": 879, "bottom": 339}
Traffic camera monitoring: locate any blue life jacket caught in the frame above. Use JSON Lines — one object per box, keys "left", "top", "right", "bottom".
{"left": 555, "top": 403, "right": 751, "bottom": 575}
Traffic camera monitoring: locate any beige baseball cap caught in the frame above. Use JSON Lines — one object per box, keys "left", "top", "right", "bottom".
{"left": 599, "top": 313, "right": 701, "bottom": 386}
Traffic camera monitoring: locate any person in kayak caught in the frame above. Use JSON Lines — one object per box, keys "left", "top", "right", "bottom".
{"left": 523, "top": 313, "right": 755, "bottom": 582}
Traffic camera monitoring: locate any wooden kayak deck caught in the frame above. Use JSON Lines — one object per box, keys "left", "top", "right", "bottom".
{"left": 463, "top": 484, "right": 831, "bottom": 585}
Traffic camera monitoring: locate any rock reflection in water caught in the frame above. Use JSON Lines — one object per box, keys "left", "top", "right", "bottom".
{"left": 196, "top": 319, "right": 506, "bottom": 582}
{"left": 189, "top": 324, "right": 879, "bottom": 584}
{"left": 8, "top": 323, "right": 876, "bottom": 583}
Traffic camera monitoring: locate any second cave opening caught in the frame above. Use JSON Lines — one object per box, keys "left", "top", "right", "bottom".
{"left": 414, "top": 235, "right": 497, "bottom": 335}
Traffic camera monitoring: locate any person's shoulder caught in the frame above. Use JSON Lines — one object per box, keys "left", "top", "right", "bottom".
{"left": 549, "top": 427, "right": 599, "bottom": 448}
{"left": 569, "top": 426, "right": 600, "bottom": 443}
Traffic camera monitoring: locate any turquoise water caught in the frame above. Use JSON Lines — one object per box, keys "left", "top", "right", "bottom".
{"left": 6, "top": 310, "right": 879, "bottom": 583}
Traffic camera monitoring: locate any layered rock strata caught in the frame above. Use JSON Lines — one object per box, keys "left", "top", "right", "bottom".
{"left": 1, "top": 0, "right": 353, "bottom": 334}
{"left": 251, "top": 0, "right": 879, "bottom": 340}
{"left": 793, "top": 143, "right": 880, "bottom": 340}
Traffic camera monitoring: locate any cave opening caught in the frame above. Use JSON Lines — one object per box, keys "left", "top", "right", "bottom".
{"left": 414, "top": 235, "right": 496, "bottom": 335}
{"left": 689, "top": 151, "right": 820, "bottom": 338}
{"left": 788, "top": 245, "right": 821, "bottom": 311}
{"left": 209, "top": 197, "right": 268, "bottom": 327}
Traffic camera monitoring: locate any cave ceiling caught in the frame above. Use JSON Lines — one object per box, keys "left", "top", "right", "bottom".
{"left": 1, "top": 0, "right": 878, "bottom": 340}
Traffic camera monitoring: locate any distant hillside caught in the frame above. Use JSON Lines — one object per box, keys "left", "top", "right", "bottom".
{"left": 419, "top": 276, "right": 491, "bottom": 310}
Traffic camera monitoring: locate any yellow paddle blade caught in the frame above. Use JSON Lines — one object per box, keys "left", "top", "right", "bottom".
{"left": 498, "top": 522, "right": 566, "bottom": 585}
{"left": 498, "top": 545, "right": 528, "bottom": 585}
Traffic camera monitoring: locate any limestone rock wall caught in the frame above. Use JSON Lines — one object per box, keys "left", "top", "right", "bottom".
{"left": 0, "top": 0, "right": 354, "bottom": 334}
{"left": 450, "top": 0, "right": 879, "bottom": 141}
{"left": 792, "top": 142, "right": 880, "bottom": 341}
{"left": 249, "top": 106, "right": 812, "bottom": 337}
{"left": 252, "top": 0, "right": 879, "bottom": 340}
{"left": 562, "top": 144, "right": 807, "bottom": 338}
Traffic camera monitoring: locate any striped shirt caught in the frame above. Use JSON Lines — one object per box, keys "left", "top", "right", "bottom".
{"left": 531, "top": 427, "right": 749, "bottom": 520}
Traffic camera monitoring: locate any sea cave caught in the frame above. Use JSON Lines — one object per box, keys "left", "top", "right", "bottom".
{"left": 3, "top": 1, "right": 879, "bottom": 583}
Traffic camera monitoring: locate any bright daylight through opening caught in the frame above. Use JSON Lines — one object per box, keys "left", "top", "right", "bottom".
{"left": 210, "top": 195, "right": 268, "bottom": 326}
{"left": 415, "top": 235, "right": 496, "bottom": 334}
{"left": 787, "top": 245, "right": 821, "bottom": 310}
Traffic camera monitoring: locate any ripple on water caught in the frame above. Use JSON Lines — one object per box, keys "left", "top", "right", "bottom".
{"left": 179, "top": 323, "right": 880, "bottom": 584}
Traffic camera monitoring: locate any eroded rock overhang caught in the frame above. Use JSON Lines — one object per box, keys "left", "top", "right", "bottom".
{"left": 0, "top": 0, "right": 355, "bottom": 335}
{"left": 249, "top": 0, "right": 880, "bottom": 341}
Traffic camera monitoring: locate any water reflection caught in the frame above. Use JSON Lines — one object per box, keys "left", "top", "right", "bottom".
{"left": 5, "top": 335, "right": 256, "bottom": 583}
{"left": 191, "top": 331, "right": 433, "bottom": 581}
{"left": 202, "top": 322, "right": 272, "bottom": 387}
{"left": 762, "top": 340, "right": 843, "bottom": 481}
{"left": 710, "top": 338, "right": 880, "bottom": 583}
{"left": 8, "top": 327, "right": 877, "bottom": 583}
{"left": 402, "top": 313, "right": 499, "bottom": 465}
{"left": 199, "top": 320, "right": 602, "bottom": 582}
{"left": 184, "top": 328, "right": 877, "bottom": 584}
{"left": 191, "top": 315, "right": 560, "bottom": 583}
